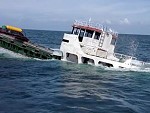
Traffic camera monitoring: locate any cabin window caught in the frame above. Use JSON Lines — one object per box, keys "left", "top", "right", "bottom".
{"left": 73, "top": 28, "right": 80, "bottom": 35}
{"left": 94, "top": 32, "right": 101, "bottom": 40}
{"left": 81, "top": 57, "right": 94, "bottom": 65}
{"left": 111, "top": 38, "right": 116, "bottom": 45}
{"left": 66, "top": 53, "right": 78, "bottom": 63}
{"left": 85, "top": 30, "right": 93, "bottom": 38}
{"left": 78, "top": 29, "right": 85, "bottom": 42}
{"left": 79, "top": 29, "right": 85, "bottom": 37}
{"left": 71, "top": 27, "right": 74, "bottom": 34}
{"left": 98, "top": 61, "right": 113, "bottom": 67}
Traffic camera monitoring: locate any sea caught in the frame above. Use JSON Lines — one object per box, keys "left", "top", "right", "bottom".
{"left": 0, "top": 30, "right": 150, "bottom": 113}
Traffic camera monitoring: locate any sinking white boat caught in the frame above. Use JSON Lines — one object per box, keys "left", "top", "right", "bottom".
{"left": 60, "top": 20, "right": 145, "bottom": 69}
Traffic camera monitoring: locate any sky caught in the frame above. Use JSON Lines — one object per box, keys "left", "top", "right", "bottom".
{"left": 0, "top": 0, "right": 150, "bottom": 35}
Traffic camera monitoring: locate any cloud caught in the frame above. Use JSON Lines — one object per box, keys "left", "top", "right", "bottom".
{"left": 0, "top": 0, "right": 150, "bottom": 34}
{"left": 120, "top": 18, "right": 130, "bottom": 25}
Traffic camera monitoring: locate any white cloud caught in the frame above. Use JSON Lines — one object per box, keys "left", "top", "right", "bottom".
{"left": 120, "top": 18, "right": 130, "bottom": 25}
{"left": 0, "top": 0, "right": 150, "bottom": 34}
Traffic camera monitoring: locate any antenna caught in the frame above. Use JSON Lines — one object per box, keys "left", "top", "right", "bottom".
{"left": 88, "top": 18, "right": 92, "bottom": 26}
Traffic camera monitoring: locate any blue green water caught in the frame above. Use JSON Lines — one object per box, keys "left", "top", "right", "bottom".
{"left": 0, "top": 30, "right": 150, "bottom": 113}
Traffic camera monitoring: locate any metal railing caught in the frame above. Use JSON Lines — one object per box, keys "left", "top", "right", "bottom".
{"left": 114, "top": 53, "right": 137, "bottom": 60}
{"left": 74, "top": 20, "right": 103, "bottom": 30}
{"left": 74, "top": 20, "right": 118, "bottom": 37}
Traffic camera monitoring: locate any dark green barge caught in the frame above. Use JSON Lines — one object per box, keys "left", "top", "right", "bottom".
{"left": 0, "top": 25, "right": 62, "bottom": 59}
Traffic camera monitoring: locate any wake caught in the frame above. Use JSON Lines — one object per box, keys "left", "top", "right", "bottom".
{"left": 0, "top": 47, "right": 150, "bottom": 73}
{"left": 0, "top": 47, "right": 55, "bottom": 61}
{"left": 104, "top": 62, "right": 150, "bottom": 73}
{"left": 0, "top": 47, "right": 29, "bottom": 59}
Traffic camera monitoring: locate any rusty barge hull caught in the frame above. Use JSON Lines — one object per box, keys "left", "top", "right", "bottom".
{"left": 0, "top": 33, "right": 61, "bottom": 60}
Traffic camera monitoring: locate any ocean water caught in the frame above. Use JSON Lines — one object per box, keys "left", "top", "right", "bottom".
{"left": 0, "top": 30, "right": 150, "bottom": 113}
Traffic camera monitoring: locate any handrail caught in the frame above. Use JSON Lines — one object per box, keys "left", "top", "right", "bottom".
{"left": 74, "top": 20, "right": 103, "bottom": 30}
{"left": 74, "top": 20, "right": 118, "bottom": 37}
{"left": 114, "top": 53, "right": 137, "bottom": 60}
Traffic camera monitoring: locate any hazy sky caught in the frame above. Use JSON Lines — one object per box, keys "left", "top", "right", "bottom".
{"left": 0, "top": 0, "right": 150, "bottom": 34}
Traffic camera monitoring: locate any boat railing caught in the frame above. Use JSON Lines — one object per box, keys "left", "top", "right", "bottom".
{"left": 107, "top": 29, "right": 118, "bottom": 38}
{"left": 74, "top": 20, "right": 103, "bottom": 31}
{"left": 74, "top": 20, "right": 118, "bottom": 37}
{"left": 114, "top": 53, "right": 137, "bottom": 60}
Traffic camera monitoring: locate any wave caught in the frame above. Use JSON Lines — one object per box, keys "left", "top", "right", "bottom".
{"left": 104, "top": 63, "right": 150, "bottom": 73}
{"left": 0, "top": 47, "right": 56, "bottom": 62}
{"left": 0, "top": 47, "right": 29, "bottom": 59}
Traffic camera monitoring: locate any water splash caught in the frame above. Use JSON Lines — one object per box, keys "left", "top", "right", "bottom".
{"left": 104, "top": 62, "right": 150, "bottom": 73}
{"left": 0, "top": 47, "right": 150, "bottom": 73}
{"left": 0, "top": 47, "right": 55, "bottom": 62}
{"left": 0, "top": 47, "right": 29, "bottom": 59}
{"left": 129, "top": 39, "right": 139, "bottom": 57}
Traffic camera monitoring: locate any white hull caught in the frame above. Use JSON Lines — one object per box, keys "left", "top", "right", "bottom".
{"left": 60, "top": 33, "right": 144, "bottom": 69}
{"left": 58, "top": 20, "right": 145, "bottom": 69}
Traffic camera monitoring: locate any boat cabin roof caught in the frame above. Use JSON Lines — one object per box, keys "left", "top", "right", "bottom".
{"left": 72, "top": 20, "right": 118, "bottom": 39}
{"left": 72, "top": 24, "right": 103, "bottom": 33}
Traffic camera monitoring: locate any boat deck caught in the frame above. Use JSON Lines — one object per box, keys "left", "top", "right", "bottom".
{"left": 0, "top": 33, "right": 61, "bottom": 60}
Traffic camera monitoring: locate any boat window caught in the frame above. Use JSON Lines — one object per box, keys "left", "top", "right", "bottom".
{"left": 78, "top": 29, "right": 85, "bottom": 42}
{"left": 79, "top": 29, "right": 85, "bottom": 37}
{"left": 71, "top": 27, "right": 74, "bottom": 34}
{"left": 66, "top": 53, "right": 78, "bottom": 63}
{"left": 73, "top": 28, "right": 80, "bottom": 35}
{"left": 98, "top": 61, "right": 113, "bottom": 67}
{"left": 85, "top": 30, "right": 93, "bottom": 38}
{"left": 111, "top": 38, "right": 116, "bottom": 45}
{"left": 81, "top": 57, "right": 94, "bottom": 65}
{"left": 94, "top": 32, "right": 101, "bottom": 40}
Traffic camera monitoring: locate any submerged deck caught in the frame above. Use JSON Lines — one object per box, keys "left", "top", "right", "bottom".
{"left": 0, "top": 33, "right": 62, "bottom": 60}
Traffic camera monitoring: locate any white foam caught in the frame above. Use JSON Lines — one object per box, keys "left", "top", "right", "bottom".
{"left": 104, "top": 64, "right": 150, "bottom": 73}
{"left": 0, "top": 47, "right": 29, "bottom": 59}
{"left": 0, "top": 47, "right": 55, "bottom": 61}
{"left": 0, "top": 47, "right": 150, "bottom": 73}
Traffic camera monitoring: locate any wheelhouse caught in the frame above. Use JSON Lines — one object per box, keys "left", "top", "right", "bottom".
{"left": 71, "top": 21, "right": 118, "bottom": 54}
{"left": 71, "top": 24, "right": 103, "bottom": 42}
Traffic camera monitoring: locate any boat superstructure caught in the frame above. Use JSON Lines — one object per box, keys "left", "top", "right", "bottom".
{"left": 60, "top": 20, "right": 144, "bottom": 69}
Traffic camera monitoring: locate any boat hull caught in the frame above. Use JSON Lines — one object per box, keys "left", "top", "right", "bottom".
{"left": 0, "top": 33, "right": 61, "bottom": 60}
{"left": 60, "top": 33, "right": 144, "bottom": 69}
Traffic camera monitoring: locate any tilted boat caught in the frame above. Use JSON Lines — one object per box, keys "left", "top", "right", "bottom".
{"left": 60, "top": 20, "right": 145, "bottom": 69}
{"left": 0, "top": 22, "right": 146, "bottom": 69}
{"left": 0, "top": 25, "right": 62, "bottom": 59}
